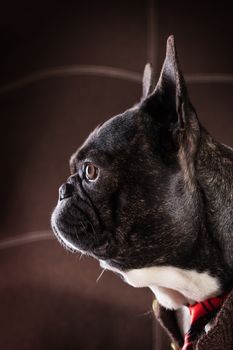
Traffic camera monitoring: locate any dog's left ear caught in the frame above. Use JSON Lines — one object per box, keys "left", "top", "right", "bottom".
{"left": 141, "top": 35, "right": 200, "bottom": 141}
{"left": 141, "top": 35, "right": 197, "bottom": 130}
{"left": 155, "top": 35, "right": 190, "bottom": 129}
{"left": 141, "top": 36, "right": 200, "bottom": 185}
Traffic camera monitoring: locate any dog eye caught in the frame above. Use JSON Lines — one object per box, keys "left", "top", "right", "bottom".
{"left": 84, "top": 163, "right": 99, "bottom": 182}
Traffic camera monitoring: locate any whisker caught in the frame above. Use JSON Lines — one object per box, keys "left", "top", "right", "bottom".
{"left": 96, "top": 269, "right": 106, "bottom": 283}
{"left": 136, "top": 310, "right": 154, "bottom": 318}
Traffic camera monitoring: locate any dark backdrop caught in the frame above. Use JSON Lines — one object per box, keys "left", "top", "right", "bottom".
{"left": 0, "top": 1, "right": 232, "bottom": 349}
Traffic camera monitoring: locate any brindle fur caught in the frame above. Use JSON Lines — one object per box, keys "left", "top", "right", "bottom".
{"left": 52, "top": 36, "right": 233, "bottom": 291}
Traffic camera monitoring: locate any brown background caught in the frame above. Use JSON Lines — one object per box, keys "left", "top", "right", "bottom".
{"left": 0, "top": 1, "right": 232, "bottom": 349}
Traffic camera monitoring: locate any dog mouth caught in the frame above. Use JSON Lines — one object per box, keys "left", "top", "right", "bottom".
{"left": 51, "top": 222, "right": 79, "bottom": 253}
{"left": 51, "top": 195, "right": 105, "bottom": 256}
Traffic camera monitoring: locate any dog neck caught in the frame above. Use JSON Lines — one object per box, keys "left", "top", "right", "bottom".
{"left": 195, "top": 128, "right": 233, "bottom": 269}
{"left": 101, "top": 260, "right": 221, "bottom": 309}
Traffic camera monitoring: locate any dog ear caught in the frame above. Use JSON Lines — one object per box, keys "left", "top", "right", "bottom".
{"left": 141, "top": 35, "right": 199, "bottom": 139}
{"left": 141, "top": 36, "right": 200, "bottom": 186}
{"left": 142, "top": 63, "right": 154, "bottom": 99}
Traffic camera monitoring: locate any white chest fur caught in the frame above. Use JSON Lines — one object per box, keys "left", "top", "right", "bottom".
{"left": 100, "top": 262, "right": 220, "bottom": 311}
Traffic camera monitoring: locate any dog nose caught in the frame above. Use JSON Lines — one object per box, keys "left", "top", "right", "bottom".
{"left": 59, "top": 183, "right": 74, "bottom": 200}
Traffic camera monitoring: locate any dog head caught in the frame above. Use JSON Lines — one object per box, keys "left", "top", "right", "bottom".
{"left": 51, "top": 36, "right": 206, "bottom": 273}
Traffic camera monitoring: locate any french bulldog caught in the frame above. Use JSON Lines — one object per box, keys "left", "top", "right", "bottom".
{"left": 51, "top": 36, "right": 233, "bottom": 326}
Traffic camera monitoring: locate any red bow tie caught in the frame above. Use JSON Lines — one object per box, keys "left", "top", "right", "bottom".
{"left": 182, "top": 292, "right": 229, "bottom": 350}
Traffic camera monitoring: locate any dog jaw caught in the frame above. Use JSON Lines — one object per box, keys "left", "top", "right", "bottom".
{"left": 51, "top": 202, "right": 87, "bottom": 255}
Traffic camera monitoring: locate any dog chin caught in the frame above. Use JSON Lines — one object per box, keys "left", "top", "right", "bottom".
{"left": 51, "top": 200, "right": 83, "bottom": 254}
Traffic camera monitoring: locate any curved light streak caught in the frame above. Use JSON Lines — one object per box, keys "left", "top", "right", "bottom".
{"left": 0, "top": 230, "right": 54, "bottom": 250}
{"left": 0, "top": 65, "right": 232, "bottom": 95}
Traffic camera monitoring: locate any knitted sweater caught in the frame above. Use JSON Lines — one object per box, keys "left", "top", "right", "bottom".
{"left": 153, "top": 289, "right": 233, "bottom": 350}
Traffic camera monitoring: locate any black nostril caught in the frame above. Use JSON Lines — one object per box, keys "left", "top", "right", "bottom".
{"left": 59, "top": 183, "right": 74, "bottom": 201}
